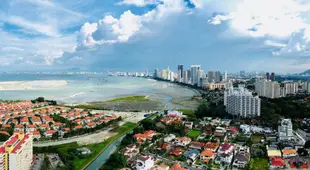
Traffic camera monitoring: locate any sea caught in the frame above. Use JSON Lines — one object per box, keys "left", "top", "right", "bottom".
{"left": 0, "top": 74, "right": 197, "bottom": 107}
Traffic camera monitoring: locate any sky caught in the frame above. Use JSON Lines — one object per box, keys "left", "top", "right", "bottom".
{"left": 1, "top": 0, "right": 310, "bottom": 73}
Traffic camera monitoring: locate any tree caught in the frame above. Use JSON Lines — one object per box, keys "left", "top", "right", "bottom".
{"left": 141, "top": 119, "right": 156, "bottom": 130}
{"left": 0, "top": 134, "right": 10, "bottom": 142}
{"left": 36, "top": 97, "right": 45, "bottom": 102}
{"left": 297, "top": 148, "right": 309, "bottom": 156}
{"left": 304, "top": 140, "right": 310, "bottom": 149}
{"left": 100, "top": 153, "right": 127, "bottom": 170}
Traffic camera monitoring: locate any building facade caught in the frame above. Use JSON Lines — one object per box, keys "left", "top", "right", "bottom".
{"left": 255, "top": 79, "right": 282, "bottom": 98}
{"left": 190, "top": 65, "right": 201, "bottom": 86}
{"left": 224, "top": 84, "right": 261, "bottom": 118}
{"left": 0, "top": 133, "right": 33, "bottom": 170}
{"left": 278, "top": 119, "right": 293, "bottom": 141}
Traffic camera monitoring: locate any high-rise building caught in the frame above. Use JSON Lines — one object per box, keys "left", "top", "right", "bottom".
{"left": 255, "top": 79, "right": 281, "bottom": 98}
{"left": 284, "top": 82, "right": 298, "bottom": 95}
{"left": 154, "top": 69, "right": 159, "bottom": 78}
{"left": 271, "top": 72, "right": 275, "bottom": 81}
{"left": 266, "top": 72, "right": 270, "bottom": 80}
{"left": 303, "top": 82, "right": 310, "bottom": 93}
{"left": 214, "top": 71, "right": 221, "bottom": 83}
{"left": 224, "top": 84, "right": 261, "bottom": 118}
{"left": 177, "top": 65, "right": 183, "bottom": 79}
{"left": 278, "top": 119, "right": 293, "bottom": 141}
{"left": 224, "top": 71, "right": 228, "bottom": 81}
{"left": 207, "top": 71, "right": 214, "bottom": 83}
{"left": 0, "top": 133, "right": 33, "bottom": 170}
{"left": 190, "top": 65, "right": 201, "bottom": 86}
{"left": 183, "top": 70, "right": 191, "bottom": 84}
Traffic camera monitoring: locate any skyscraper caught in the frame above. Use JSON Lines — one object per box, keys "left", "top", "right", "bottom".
{"left": 255, "top": 79, "right": 281, "bottom": 98}
{"left": 183, "top": 70, "right": 191, "bottom": 84}
{"left": 190, "top": 65, "right": 201, "bottom": 86}
{"left": 266, "top": 72, "right": 270, "bottom": 80}
{"left": 214, "top": 71, "right": 221, "bottom": 83}
{"left": 207, "top": 71, "right": 214, "bottom": 83}
{"left": 177, "top": 65, "right": 183, "bottom": 79}
{"left": 271, "top": 72, "right": 275, "bottom": 81}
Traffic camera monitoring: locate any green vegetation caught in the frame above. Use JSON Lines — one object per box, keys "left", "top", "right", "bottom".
{"left": 178, "top": 109, "right": 196, "bottom": 119}
{"left": 187, "top": 129, "right": 201, "bottom": 138}
{"left": 34, "top": 122, "right": 137, "bottom": 170}
{"left": 42, "top": 154, "right": 51, "bottom": 170}
{"left": 0, "top": 133, "right": 10, "bottom": 142}
{"left": 74, "top": 105, "right": 105, "bottom": 110}
{"left": 251, "top": 134, "right": 264, "bottom": 144}
{"left": 107, "top": 96, "right": 149, "bottom": 102}
{"left": 250, "top": 158, "right": 268, "bottom": 170}
{"left": 100, "top": 153, "right": 127, "bottom": 170}
{"left": 79, "top": 122, "right": 138, "bottom": 170}
{"left": 195, "top": 102, "right": 229, "bottom": 119}
{"left": 260, "top": 95, "right": 310, "bottom": 129}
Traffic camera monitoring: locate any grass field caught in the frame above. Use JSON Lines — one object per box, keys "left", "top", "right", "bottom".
{"left": 178, "top": 109, "right": 196, "bottom": 119}
{"left": 251, "top": 134, "right": 264, "bottom": 144}
{"left": 250, "top": 158, "right": 268, "bottom": 170}
{"left": 107, "top": 96, "right": 149, "bottom": 102}
{"left": 75, "top": 122, "right": 138, "bottom": 170}
{"left": 187, "top": 129, "right": 201, "bottom": 138}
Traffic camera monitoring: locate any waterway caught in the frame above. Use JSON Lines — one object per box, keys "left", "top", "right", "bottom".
{"left": 85, "top": 135, "right": 126, "bottom": 170}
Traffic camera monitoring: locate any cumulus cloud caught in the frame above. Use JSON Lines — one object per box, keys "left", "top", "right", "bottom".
{"left": 78, "top": 0, "right": 185, "bottom": 46}
{"left": 208, "top": 14, "right": 232, "bottom": 25}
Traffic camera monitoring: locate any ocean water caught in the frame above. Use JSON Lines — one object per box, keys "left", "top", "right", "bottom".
{"left": 0, "top": 74, "right": 197, "bottom": 104}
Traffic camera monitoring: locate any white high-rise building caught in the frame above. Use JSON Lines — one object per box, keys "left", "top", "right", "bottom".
{"left": 278, "top": 119, "right": 293, "bottom": 141}
{"left": 255, "top": 79, "right": 281, "bottom": 98}
{"left": 0, "top": 133, "right": 33, "bottom": 170}
{"left": 224, "top": 84, "right": 261, "bottom": 118}
{"left": 183, "top": 70, "right": 190, "bottom": 84}
{"left": 303, "top": 82, "right": 310, "bottom": 93}
{"left": 190, "top": 65, "right": 201, "bottom": 86}
{"left": 285, "top": 82, "right": 298, "bottom": 95}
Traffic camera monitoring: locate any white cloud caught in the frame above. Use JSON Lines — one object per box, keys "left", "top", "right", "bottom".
{"left": 206, "top": 0, "right": 310, "bottom": 56}
{"left": 208, "top": 14, "right": 232, "bottom": 25}
{"left": 78, "top": 0, "right": 185, "bottom": 46}
{"left": 264, "top": 40, "right": 287, "bottom": 48}
{"left": 117, "top": 0, "right": 160, "bottom": 7}
{"left": 1, "top": 46, "right": 24, "bottom": 52}
{"left": 5, "top": 16, "right": 59, "bottom": 37}
{"left": 189, "top": 0, "right": 205, "bottom": 8}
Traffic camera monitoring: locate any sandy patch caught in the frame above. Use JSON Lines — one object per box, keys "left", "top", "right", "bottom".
{"left": 0, "top": 80, "right": 67, "bottom": 90}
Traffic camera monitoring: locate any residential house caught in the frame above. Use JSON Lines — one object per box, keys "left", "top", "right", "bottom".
{"left": 282, "top": 149, "right": 297, "bottom": 158}
{"left": 184, "top": 121, "right": 193, "bottom": 129}
{"left": 135, "top": 155, "right": 155, "bottom": 170}
{"left": 27, "top": 124, "right": 36, "bottom": 132}
{"left": 169, "top": 164, "right": 187, "bottom": 170}
{"left": 173, "top": 137, "right": 191, "bottom": 146}
{"left": 32, "top": 131, "right": 41, "bottom": 139}
{"left": 53, "top": 122, "right": 62, "bottom": 130}
{"left": 44, "top": 130, "right": 56, "bottom": 137}
{"left": 205, "top": 142, "right": 219, "bottom": 152}
{"left": 150, "top": 163, "right": 169, "bottom": 170}
{"left": 14, "top": 124, "right": 24, "bottom": 132}
{"left": 164, "top": 134, "right": 176, "bottom": 143}
{"left": 74, "top": 125, "right": 83, "bottom": 130}
{"left": 267, "top": 145, "right": 282, "bottom": 158}
{"left": 189, "top": 141, "right": 204, "bottom": 150}
{"left": 39, "top": 124, "right": 49, "bottom": 130}
{"left": 20, "top": 117, "right": 29, "bottom": 125}
{"left": 288, "top": 156, "right": 308, "bottom": 169}
{"left": 200, "top": 150, "right": 216, "bottom": 164}
{"left": 183, "top": 149, "right": 200, "bottom": 163}
{"left": 119, "top": 144, "right": 139, "bottom": 161}
{"left": 134, "top": 130, "right": 156, "bottom": 143}
{"left": 169, "top": 147, "right": 185, "bottom": 157}
{"left": 86, "top": 122, "right": 96, "bottom": 128}
{"left": 215, "top": 143, "right": 235, "bottom": 165}
{"left": 270, "top": 157, "right": 284, "bottom": 169}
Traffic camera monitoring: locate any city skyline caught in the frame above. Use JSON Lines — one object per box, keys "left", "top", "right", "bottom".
{"left": 1, "top": 0, "right": 310, "bottom": 73}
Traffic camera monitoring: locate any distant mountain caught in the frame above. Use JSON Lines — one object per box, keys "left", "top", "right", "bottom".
{"left": 300, "top": 69, "right": 310, "bottom": 75}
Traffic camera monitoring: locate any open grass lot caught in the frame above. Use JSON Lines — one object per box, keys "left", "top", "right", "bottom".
{"left": 187, "top": 129, "right": 201, "bottom": 138}
{"left": 250, "top": 158, "right": 268, "bottom": 170}
{"left": 178, "top": 109, "right": 196, "bottom": 119}
{"left": 75, "top": 122, "right": 138, "bottom": 170}
{"left": 251, "top": 134, "right": 264, "bottom": 144}
{"left": 107, "top": 96, "right": 149, "bottom": 102}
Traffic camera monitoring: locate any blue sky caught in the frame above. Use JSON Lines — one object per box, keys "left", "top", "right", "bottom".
{"left": 1, "top": 0, "right": 310, "bottom": 73}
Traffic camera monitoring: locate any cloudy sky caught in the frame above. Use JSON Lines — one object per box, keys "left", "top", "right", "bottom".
{"left": 1, "top": 0, "right": 310, "bottom": 73}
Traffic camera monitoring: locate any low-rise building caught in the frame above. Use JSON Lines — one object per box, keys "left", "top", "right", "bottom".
{"left": 136, "top": 155, "right": 155, "bottom": 170}
{"left": 173, "top": 137, "right": 191, "bottom": 146}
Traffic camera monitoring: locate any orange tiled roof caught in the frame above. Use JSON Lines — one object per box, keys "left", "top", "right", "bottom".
{"left": 200, "top": 150, "right": 216, "bottom": 157}
{"left": 282, "top": 149, "right": 296, "bottom": 155}
{"left": 170, "top": 164, "right": 186, "bottom": 170}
